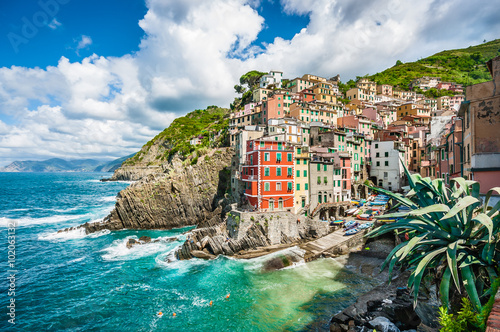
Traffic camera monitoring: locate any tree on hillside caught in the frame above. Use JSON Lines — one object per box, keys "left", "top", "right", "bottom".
{"left": 232, "top": 70, "right": 267, "bottom": 110}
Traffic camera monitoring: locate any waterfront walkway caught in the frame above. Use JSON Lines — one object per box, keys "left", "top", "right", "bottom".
{"left": 300, "top": 225, "right": 368, "bottom": 261}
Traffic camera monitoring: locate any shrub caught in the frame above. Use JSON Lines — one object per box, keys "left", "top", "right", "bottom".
{"left": 367, "top": 160, "right": 500, "bottom": 312}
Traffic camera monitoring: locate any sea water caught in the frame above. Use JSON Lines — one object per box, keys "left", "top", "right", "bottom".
{"left": 0, "top": 172, "right": 377, "bottom": 331}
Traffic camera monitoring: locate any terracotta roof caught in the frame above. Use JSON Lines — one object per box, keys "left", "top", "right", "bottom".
{"left": 487, "top": 290, "right": 500, "bottom": 332}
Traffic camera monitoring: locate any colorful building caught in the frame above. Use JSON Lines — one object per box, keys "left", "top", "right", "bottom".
{"left": 242, "top": 139, "right": 295, "bottom": 211}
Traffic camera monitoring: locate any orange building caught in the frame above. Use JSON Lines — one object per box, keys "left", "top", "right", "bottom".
{"left": 241, "top": 139, "right": 295, "bottom": 211}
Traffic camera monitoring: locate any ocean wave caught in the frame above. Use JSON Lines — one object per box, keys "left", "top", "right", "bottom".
{"left": 100, "top": 196, "right": 117, "bottom": 202}
{"left": 38, "top": 228, "right": 111, "bottom": 241}
{"left": 0, "top": 214, "right": 88, "bottom": 228}
{"left": 68, "top": 257, "right": 86, "bottom": 263}
{"left": 100, "top": 235, "right": 180, "bottom": 261}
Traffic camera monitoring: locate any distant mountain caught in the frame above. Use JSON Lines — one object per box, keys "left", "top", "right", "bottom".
{"left": 0, "top": 156, "right": 132, "bottom": 172}
{"left": 93, "top": 154, "right": 135, "bottom": 172}
{"left": 368, "top": 39, "right": 500, "bottom": 89}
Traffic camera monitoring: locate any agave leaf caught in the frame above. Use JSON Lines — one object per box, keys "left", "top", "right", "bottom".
{"left": 472, "top": 213, "right": 493, "bottom": 243}
{"left": 409, "top": 204, "right": 450, "bottom": 216}
{"left": 401, "top": 234, "right": 428, "bottom": 261}
{"left": 432, "top": 178, "right": 449, "bottom": 203}
{"left": 481, "top": 242, "right": 496, "bottom": 265}
{"left": 380, "top": 241, "right": 407, "bottom": 272}
{"left": 410, "top": 247, "right": 447, "bottom": 305}
{"left": 446, "top": 241, "right": 461, "bottom": 292}
{"left": 369, "top": 186, "right": 418, "bottom": 209}
{"left": 440, "top": 196, "right": 480, "bottom": 221}
{"left": 483, "top": 187, "right": 500, "bottom": 214}
{"left": 440, "top": 267, "right": 452, "bottom": 309}
{"left": 465, "top": 180, "right": 480, "bottom": 199}
{"left": 461, "top": 266, "right": 482, "bottom": 312}
{"left": 459, "top": 255, "right": 484, "bottom": 268}
{"left": 451, "top": 177, "right": 470, "bottom": 196}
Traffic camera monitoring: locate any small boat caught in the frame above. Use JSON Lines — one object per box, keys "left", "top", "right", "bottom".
{"left": 330, "top": 219, "right": 345, "bottom": 226}
{"left": 357, "top": 214, "right": 373, "bottom": 221}
{"left": 346, "top": 208, "right": 359, "bottom": 216}
{"left": 378, "top": 218, "right": 397, "bottom": 223}
{"left": 358, "top": 222, "right": 373, "bottom": 229}
{"left": 345, "top": 221, "right": 360, "bottom": 231}
{"left": 344, "top": 220, "right": 356, "bottom": 228}
{"left": 344, "top": 228, "right": 359, "bottom": 236}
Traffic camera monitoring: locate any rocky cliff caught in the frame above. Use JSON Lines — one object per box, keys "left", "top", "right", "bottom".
{"left": 73, "top": 147, "right": 234, "bottom": 234}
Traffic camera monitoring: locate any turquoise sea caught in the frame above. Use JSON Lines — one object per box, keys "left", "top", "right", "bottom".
{"left": 0, "top": 172, "right": 377, "bottom": 331}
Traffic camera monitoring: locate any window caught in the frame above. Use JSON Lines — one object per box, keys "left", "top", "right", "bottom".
{"left": 317, "top": 164, "right": 321, "bottom": 171}
{"left": 264, "top": 153, "right": 270, "bottom": 161}
{"left": 296, "top": 170, "right": 300, "bottom": 177}
{"left": 305, "top": 183, "right": 308, "bottom": 190}
{"left": 287, "top": 182, "right": 292, "bottom": 191}
{"left": 287, "top": 167, "right": 292, "bottom": 177}
{"left": 318, "top": 194, "right": 322, "bottom": 203}
{"left": 297, "top": 148, "right": 301, "bottom": 154}
{"left": 278, "top": 142, "right": 282, "bottom": 151}
{"left": 375, "top": 143, "right": 378, "bottom": 148}
{"left": 324, "top": 177, "right": 327, "bottom": 184}
{"left": 303, "top": 159, "right": 307, "bottom": 165}
{"left": 296, "top": 159, "right": 300, "bottom": 165}
{"left": 276, "top": 182, "right": 282, "bottom": 191}
{"left": 276, "top": 167, "right": 281, "bottom": 176}
{"left": 276, "top": 152, "right": 282, "bottom": 162}
{"left": 287, "top": 153, "right": 292, "bottom": 162}
{"left": 337, "top": 180, "right": 341, "bottom": 187}
{"left": 376, "top": 161, "right": 380, "bottom": 166}
{"left": 264, "top": 182, "right": 270, "bottom": 191}
{"left": 265, "top": 167, "right": 270, "bottom": 176}
{"left": 385, "top": 152, "right": 389, "bottom": 157}
{"left": 324, "top": 164, "right": 327, "bottom": 171}
{"left": 296, "top": 183, "right": 300, "bottom": 190}
{"left": 385, "top": 161, "right": 389, "bottom": 166}
{"left": 260, "top": 141, "right": 264, "bottom": 148}
{"left": 317, "top": 176, "right": 321, "bottom": 184}
{"left": 250, "top": 155, "right": 253, "bottom": 164}
{"left": 303, "top": 170, "right": 307, "bottom": 177}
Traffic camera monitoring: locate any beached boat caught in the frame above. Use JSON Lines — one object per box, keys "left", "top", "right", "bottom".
{"left": 358, "top": 222, "right": 373, "bottom": 229}
{"left": 344, "top": 228, "right": 359, "bottom": 236}
{"left": 357, "top": 214, "right": 373, "bottom": 221}
{"left": 329, "top": 219, "right": 345, "bottom": 226}
{"left": 346, "top": 208, "right": 359, "bottom": 216}
{"left": 345, "top": 221, "right": 360, "bottom": 230}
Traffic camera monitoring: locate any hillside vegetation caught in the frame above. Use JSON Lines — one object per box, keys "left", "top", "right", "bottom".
{"left": 123, "top": 106, "right": 230, "bottom": 166}
{"left": 368, "top": 39, "right": 500, "bottom": 90}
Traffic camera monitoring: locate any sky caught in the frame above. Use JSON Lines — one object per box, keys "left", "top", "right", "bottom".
{"left": 0, "top": 0, "right": 499, "bottom": 166}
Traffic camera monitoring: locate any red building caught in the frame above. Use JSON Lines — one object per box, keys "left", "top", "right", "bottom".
{"left": 340, "top": 153, "right": 352, "bottom": 197}
{"left": 241, "top": 139, "right": 295, "bottom": 211}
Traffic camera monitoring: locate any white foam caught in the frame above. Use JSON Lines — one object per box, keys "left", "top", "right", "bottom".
{"left": 38, "top": 228, "right": 110, "bottom": 241}
{"left": 101, "top": 235, "right": 179, "bottom": 261}
{"left": 68, "top": 257, "right": 86, "bottom": 263}
{"left": 101, "top": 196, "right": 117, "bottom": 202}
{"left": 0, "top": 214, "right": 87, "bottom": 228}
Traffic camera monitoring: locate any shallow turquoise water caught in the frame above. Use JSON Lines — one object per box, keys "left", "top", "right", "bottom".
{"left": 0, "top": 172, "right": 376, "bottom": 331}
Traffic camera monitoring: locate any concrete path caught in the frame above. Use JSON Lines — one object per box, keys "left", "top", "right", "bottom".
{"left": 300, "top": 224, "right": 369, "bottom": 261}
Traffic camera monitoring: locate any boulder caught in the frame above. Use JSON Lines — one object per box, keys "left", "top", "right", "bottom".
{"left": 369, "top": 317, "right": 400, "bottom": 332}
{"left": 139, "top": 236, "right": 151, "bottom": 243}
{"left": 191, "top": 250, "right": 216, "bottom": 260}
{"left": 126, "top": 238, "right": 137, "bottom": 249}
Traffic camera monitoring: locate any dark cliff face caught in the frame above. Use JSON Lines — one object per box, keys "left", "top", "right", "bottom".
{"left": 82, "top": 148, "right": 234, "bottom": 233}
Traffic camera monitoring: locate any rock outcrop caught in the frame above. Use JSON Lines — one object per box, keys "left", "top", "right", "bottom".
{"left": 67, "top": 148, "right": 234, "bottom": 234}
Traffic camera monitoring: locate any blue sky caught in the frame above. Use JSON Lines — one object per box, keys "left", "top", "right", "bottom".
{"left": 0, "top": 0, "right": 309, "bottom": 68}
{"left": 0, "top": 0, "right": 499, "bottom": 166}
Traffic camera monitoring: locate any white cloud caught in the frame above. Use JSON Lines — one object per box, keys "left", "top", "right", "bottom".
{"left": 48, "top": 18, "right": 62, "bottom": 30}
{"left": 76, "top": 35, "right": 92, "bottom": 55}
{"left": 0, "top": 0, "right": 499, "bottom": 166}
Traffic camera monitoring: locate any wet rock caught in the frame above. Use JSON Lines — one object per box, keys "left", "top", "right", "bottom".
{"left": 139, "top": 236, "right": 151, "bottom": 243}
{"left": 191, "top": 250, "right": 216, "bottom": 260}
{"left": 126, "top": 238, "right": 137, "bottom": 249}
{"left": 369, "top": 317, "right": 400, "bottom": 332}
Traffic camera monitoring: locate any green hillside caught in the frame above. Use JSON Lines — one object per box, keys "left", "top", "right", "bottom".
{"left": 124, "top": 106, "right": 230, "bottom": 165}
{"left": 368, "top": 39, "right": 500, "bottom": 90}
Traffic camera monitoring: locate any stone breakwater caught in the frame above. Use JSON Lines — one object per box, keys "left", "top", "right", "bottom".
{"left": 175, "top": 210, "right": 331, "bottom": 260}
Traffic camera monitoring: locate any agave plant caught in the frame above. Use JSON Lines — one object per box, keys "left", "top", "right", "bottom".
{"left": 367, "top": 163, "right": 500, "bottom": 312}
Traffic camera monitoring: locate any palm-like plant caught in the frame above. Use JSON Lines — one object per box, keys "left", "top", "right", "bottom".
{"left": 367, "top": 163, "right": 500, "bottom": 312}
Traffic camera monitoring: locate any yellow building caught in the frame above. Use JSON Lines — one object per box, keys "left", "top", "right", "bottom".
{"left": 356, "top": 78, "right": 377, "bottom": 93}
{"left": 294, "top": 145, "right": 310, "bottom": 214}
{"left": 312, "top": 82, "right": 337, "bottom": 104}
{"left": 346, "top": 87, "right": 375, "bottom": 102}
{"left": 397, "top": 102, "right": 430, "bottom": 119}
